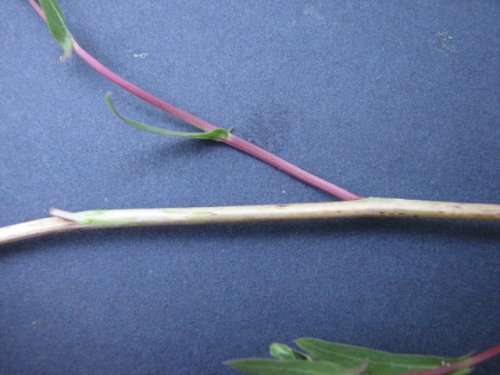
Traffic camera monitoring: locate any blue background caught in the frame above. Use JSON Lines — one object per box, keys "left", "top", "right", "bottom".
{"left": 1, "top": 1, "right": 499, "bottom": 374}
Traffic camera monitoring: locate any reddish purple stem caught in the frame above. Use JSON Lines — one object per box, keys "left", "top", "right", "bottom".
{"left": 28, "top": 0, "right": 361, "bottom": 201}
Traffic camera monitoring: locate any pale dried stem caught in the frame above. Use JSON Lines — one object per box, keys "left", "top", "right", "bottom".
{"left": 1, "top": 198, "right": 498, "bottom": 246}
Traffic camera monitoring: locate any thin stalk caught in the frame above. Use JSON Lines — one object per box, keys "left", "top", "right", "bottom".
{"left": 1, "top": 198, "right": 499, "bottom": 245}
{"left": 28, "top": 0, "right": 360, "bottom": 201}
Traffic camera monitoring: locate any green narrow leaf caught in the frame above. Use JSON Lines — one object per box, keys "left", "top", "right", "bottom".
{"left": 270, "top": 343, "right": 310, "bottom": 361}
{"left": 104, "top": 93, "right": 230, "bottom": 141}
{"left": 295, "top": 338, "right": 471, "bottom": 375}
{"left": 39, "top": 0, "right": 74, "bottom": 60}
{"left": 225, "top": 359, "right": 361, "bottom": 375}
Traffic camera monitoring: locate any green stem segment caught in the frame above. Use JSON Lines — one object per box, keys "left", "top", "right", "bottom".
{"left": 1, "top": 198, "right": 498, "bottom": 245}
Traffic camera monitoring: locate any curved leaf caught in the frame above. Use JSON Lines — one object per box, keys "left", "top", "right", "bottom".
{"left": 39, "top": 0, "right": 73, "bottom": 60}
{"left": 104, "top": 93, "right": 230, "bottom": 141}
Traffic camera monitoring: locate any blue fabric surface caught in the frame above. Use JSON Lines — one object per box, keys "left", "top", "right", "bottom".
{"left": 1, "top": 1, "right": 499, "bottom": 374}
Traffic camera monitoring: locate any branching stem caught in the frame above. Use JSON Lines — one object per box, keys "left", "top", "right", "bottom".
{"left": 28, "top": 0, "right": 360, "bottom": 201}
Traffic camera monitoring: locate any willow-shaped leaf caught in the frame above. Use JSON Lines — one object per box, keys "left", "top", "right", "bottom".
{"left": 104, "top": 93, "right": 230, "bottom": 141}
{"left": 225, "top": 359, "right": 362, "bottom": 375}
{"left": 39, "top": 0, "right": 73, "bottom": 60}
{"left": 270, "top": 343, "right": 310, "bottom": 361}
{"left": 295, "top": 338, "right": 471, "bottom": 375}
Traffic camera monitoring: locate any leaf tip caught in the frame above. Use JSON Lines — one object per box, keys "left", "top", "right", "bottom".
{"left": 103, "top": 92, "right": 116, "bottom": 110}
{"left": 58, "top": 45, "right": 74, "bottom": 61}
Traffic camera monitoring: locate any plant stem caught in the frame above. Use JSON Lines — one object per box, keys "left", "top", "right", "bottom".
{"left": 28, "top": 0, "right": 360, "bottom": 201}
{"left": 1, "top": 198, "right": 498, "bottom": 245}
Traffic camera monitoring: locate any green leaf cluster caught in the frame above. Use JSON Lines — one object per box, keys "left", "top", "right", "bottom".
{"left": 225, "top": 338, "right": 472, "bottom": 375}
